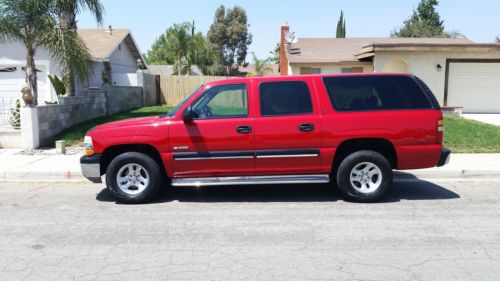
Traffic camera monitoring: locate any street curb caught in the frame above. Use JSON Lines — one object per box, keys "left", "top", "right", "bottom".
{"left": 398, "top": 170, "right": 500, "bottom": 179}
{"left": 0, "top": 170, "right": 499, "bottom": 183}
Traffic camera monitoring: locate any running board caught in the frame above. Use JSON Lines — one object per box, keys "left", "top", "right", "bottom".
{"left": 171, "top": 174, "right": 330, "bottom": 187}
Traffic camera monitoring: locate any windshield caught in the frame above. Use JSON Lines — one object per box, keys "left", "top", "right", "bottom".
{"left": 162, "top": 85, "right": 203, "bottom": 117}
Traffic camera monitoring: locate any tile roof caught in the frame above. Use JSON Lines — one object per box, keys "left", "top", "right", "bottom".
{"left": 287, "top": 37, "right": 474, "bottom": 64}
{"left": 77, "top": 29, "right": 131, "bottom": 61}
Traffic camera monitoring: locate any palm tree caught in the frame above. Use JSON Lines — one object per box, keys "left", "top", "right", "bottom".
{"left": 269, "top": 43, "right": 280, "bottom": 64}
{"left": 0, "top": 0, "right": 89, "bottom": 105}
{"left": 145, "top": 21, "right": 216, "bottom": 75}
{"left": 250, "top": 52, "right": 272, "bottom": 77}
{"left": 185, "top": 26, "right": 215, "bottom": 75}
{"left": 53, "top": 0, "right": 104, "bottom": 96}
{"left": 165, "top": 23, "right": 191, "bottom": 75}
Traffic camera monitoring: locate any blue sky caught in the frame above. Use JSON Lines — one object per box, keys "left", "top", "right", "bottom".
{"left": 78, "top": 0, "right": 500, "bottom": 59}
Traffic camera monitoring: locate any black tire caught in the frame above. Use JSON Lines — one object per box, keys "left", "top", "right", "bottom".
{"left": 105, "top": 152, "right": 163, "bottom": 204}
{"left": 335, "top": 150, "right": 393, "bottom": 203}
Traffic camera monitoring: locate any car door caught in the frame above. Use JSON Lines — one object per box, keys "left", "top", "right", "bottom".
{"left": 169, "top": 82, "right": 255, "bottom": 177}
{"left": 253, "top": 79, "right": 322, "bottom": 174}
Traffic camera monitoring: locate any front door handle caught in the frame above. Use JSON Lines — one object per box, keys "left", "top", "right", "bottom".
{"left": 299, "top": 123, "right": 314, "bottom": 132}
{"left": 237, "top": 125, "right": 252, "bottom": 134}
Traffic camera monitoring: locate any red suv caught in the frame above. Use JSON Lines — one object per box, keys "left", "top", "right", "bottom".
{"left": 81, "top": 73, "right": 450, "bottom": 203}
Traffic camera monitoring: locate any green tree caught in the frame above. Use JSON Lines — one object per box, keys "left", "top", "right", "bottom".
{"left": 0, "top": 0, "right": 89, "bottom": 105}
{"left": 392, "top": 0, "right": 454, "bottom": 38}
{"left": 146, "top": 22, "right": 215, "bottom": 75}
{"left": 269, "top": 42, "right": 280, "bottom": 64}
{"left": 146, "top": 34, "right": 174, "bottom": 65}
{"left": 165, "top": 22, "right": 191, "bottom": 75}
{"left": 52, "top": 0, "right": 104, "bottom": 96}
{"left": 185, "top": 32, "right": 216, "bottom": 75}
{"left": 336, "top": 10, "right": 346, "bottom": 38}
{"left": 248, "top": 52, "right": 271, "bottom": 77}
{"left": 208, "top": 5, "right": 252, "bottom": 76}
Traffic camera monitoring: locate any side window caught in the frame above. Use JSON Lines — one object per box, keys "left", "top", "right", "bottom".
{"left": 323, "top": 76, "right": 432, "bottom": 111}
{"left": 191, "top": 84, "right": 248, "bottom": 119}
{"left": 259, "top": 81, "right": 313, "bottom": 116}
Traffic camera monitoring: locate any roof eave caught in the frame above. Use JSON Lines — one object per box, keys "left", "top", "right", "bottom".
{"left": 126, "top": 32, "right": 148, "bottom": 69}
{"left": 360, "top": 43, "right": 500, "bottom": 52}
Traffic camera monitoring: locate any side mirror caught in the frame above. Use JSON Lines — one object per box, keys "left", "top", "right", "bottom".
{"left": 182, "top": 106, "right": 198, "bottom": 121}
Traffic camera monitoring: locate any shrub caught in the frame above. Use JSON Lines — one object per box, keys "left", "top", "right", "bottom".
{"left": 9, "top": 99, "right": 21, "bottom": 129}
{"left": 48, "top": 74, "right": 66, "bottom": 101}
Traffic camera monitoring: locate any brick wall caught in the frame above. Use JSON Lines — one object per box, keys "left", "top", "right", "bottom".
{"left": 106, "top": 86, "right": 143, "bottom": 115}
{"left": 21, "top": 86, "right": 144, "bottom": 148}
{"left": 137, "top": 71, "right": 159, "bottom": 106}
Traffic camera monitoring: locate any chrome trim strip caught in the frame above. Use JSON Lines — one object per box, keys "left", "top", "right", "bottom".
{"left": 256, "top": 154, "right": 319, "bottom": 159}
{"left": 175, "top": 156, "right": 254, "bottom": 161}
{"left": 173, "top": 149, "right": 321, "bottom": 161}
{"left": 172, "top": 174, "right": 330, "bottom": 187}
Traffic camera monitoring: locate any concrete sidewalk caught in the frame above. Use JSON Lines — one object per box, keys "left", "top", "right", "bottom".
{"left": 0, "top": 149, "right": 499, "bottom": 182}
{"left": 0, "top": 149, "right": 84, "bottom": 181}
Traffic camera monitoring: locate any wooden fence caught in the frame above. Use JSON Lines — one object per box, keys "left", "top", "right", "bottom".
{"left": 159, "top": 75, "right": 227, "bottom": 105}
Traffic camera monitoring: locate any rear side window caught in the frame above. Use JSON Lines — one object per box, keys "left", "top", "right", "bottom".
{"left": 323, "top": 76, "right": 432, "bottom": 111}
{"left": 259, "top": 81, "right": 313, "bottom": 116}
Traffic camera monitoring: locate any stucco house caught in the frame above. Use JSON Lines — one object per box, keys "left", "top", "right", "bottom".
{"left": 0, "top": 28, "right": 146, "bottom": 125}
{"left": 279, "top": 24, "right": 500, "bottom": 113}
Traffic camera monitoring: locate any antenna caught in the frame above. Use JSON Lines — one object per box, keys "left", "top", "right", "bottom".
{"left": 284, "top": 31, "right": 298, "bottom": 52}
{"left": 284, "top": 31, "right": 298, "bottom": 44}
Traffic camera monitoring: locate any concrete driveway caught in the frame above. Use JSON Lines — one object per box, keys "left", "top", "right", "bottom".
{"left": 462, "top": 114, "right": 500, "bottom": 126}
{"left": 1, "top": 178, "right": 500, "bottom": 281}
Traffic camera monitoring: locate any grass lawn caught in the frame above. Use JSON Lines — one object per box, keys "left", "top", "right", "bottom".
{"left": 55, "top": 105, "right": 172, "bottom": 146}
{"left": 444, "top": 116, "right": 500, "bottom": 153}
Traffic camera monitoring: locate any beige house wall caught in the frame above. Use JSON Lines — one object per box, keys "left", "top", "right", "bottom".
{"left": 374, "top": 51, "right": 500, "bottom": 105}
{"left": 289, "top": 63, "right": 373, "bottom": 75}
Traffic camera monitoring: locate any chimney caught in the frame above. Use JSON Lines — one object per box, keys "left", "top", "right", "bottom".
{"left": 279, "top": 24, "right": 289, "bottom": 76}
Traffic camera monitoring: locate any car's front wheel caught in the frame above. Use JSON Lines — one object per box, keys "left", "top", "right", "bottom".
{"left": 106, "top": 152, "right": 162, "bottom": 204}
{"left": 335, "top": 150, "right": 393, "bottom": 202}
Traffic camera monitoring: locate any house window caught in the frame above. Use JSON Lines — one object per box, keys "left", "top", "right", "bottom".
{"left": 341, "top": 67, "right": 364, "bottom": 73}
{"left": 300, "top": 67, "right": 321, "bottom": 75}
{"left": 0, "top": 67, "right": 17, "bottom": 72}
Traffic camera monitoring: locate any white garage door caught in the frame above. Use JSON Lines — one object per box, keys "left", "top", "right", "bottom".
{"left": 0, "top": 65, "right": 47, "bottom": 124}
{"left": 448, "top": 62, "right": 500, "bottom": 113}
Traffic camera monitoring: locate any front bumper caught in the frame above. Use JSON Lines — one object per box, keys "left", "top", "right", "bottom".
{"left": 437, "top": 148, "right": 451, "bottom": 167}
{"left": 80, "top": 154, "right": 102, "bottom": 183}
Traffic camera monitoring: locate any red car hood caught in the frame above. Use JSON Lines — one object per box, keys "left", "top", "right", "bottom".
{"left": 96, "top": 116, "right": 160, "bottom": 129}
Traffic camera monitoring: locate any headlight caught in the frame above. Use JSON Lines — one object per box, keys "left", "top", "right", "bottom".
{"left": 84, "top": 136, "right": 94, "bottom": 156}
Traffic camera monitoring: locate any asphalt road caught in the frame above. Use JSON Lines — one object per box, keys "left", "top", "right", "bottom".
{"left": 0, "top": 177, "right": 499, "bottom": 281}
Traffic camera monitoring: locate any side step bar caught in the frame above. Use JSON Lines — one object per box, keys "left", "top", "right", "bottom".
{"left": 171, "top": 174, "right": 331, "bottom": 187}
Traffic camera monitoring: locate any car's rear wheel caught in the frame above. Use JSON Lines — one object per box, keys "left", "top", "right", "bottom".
{"left": 106, "top": 152, "right": 162, "bottom": 204}
{"left": 335, "top": 150, "right": 393, "bottom": 202}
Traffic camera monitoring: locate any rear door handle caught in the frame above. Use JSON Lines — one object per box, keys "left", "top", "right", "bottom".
{"left": 237, "top": 125, "right": 252, "bottom": 134}
{"left": 299, "top": 123, "right": 314, "bottom": 132}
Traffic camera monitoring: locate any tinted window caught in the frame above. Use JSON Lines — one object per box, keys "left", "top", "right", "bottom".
{"left": 191, "top": 84, "right": 247, "bottom": 119}
{"left": 323, "top": 76, "right": 432, "bottom": 111}
{"left": 259, "top": 81, "right": 313, "bottom": 116}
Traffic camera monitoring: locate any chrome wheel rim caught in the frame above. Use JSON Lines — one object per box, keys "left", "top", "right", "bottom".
{"left": 116, "top": 163, "right": 149, "bottom": 195}
{"left": 350, "top": 162, "right": 382, "bottom": 194}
